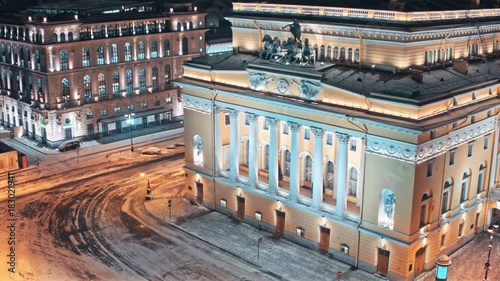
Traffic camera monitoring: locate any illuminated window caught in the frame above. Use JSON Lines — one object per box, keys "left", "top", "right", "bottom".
{"left": 61, "top": 78, "right": 69, "bottom": 97}
{"left": 163, "top": 39, "right": 170, "bottom": 56}
{"left": 460, "top": 172, "right": 470, "bottom": 203}
{"left": 139, "top": 67, "right": 146, "bottom": 93}
{"left": 152, "top": 66, "right": 158, "bottom": 90}
{"left": 326, "top": 161, "right": 334, "bottom": 190}
{"left": 110, "top": 44, "right": 118, "bottom": 63}
{"left": 98, "top": 73, "right": 106, "bottom": 96}
{"left": 112, "top": 71, "right": 119, "bottom": 96}
{"left": 82, "top": 47, "right": 90, "bottom": 67}
{"left": 60, "top": 50, "right": 68, "bottom": 70}
{"left": 97, "top": 45, "right": 104, "bottom": 65}
{"left": 284, "top": 150, "right": 291, "bottom": 177}
{"left": 137, "top": 41, "right": 145, "bottom": 60}
{"left": 150, "top": 40, "right": 158, "bottom": 58}
{"left": 164, "top": 64, "right": 171, "bottom": 87}
{"left": 124, "top": 43, "right": 132, "bottom": 62}
{"left": 349, "top": 167, "right": 358, "bottom": 196}
{"left": 83, "top": 75, "right": 92, "bottom": 102}
{"left": 126, "top": 69, "right": 133, "bottom": 94}
{"left": 420, "top": 192, "right": 431, "bottom": 227}
{"left": 304, "top": 155, "right": 312, "bottom": 182}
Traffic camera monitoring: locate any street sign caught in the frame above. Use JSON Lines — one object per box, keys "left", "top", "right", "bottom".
{"left": 337, "top": 271, "right": 342, "bottom": 278}
{"left": 168, "top": 199, "right": 172, "bottom": 207}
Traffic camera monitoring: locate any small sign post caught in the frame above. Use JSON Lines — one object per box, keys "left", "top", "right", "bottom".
{"left": 257, "top": 236, "right": 263, "bottom": 262}
{"left": 168, "top": 199, "right": 172, "bottom": 221}
{"left": 337, "top": 271, "right": 342, "bottom": 280}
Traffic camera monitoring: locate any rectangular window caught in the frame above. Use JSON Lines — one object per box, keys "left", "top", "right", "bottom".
{"left": 127, "top": 105, "right": 135, "bottom": 111}
{"left": 304, "top": 128, "right": 310, "bottom": 140}
{"left": 442, "top": 190, "right": 450, "bottom": 214}
{"left": 141, "top": 102, "right": 147, "bottom": 108}
{"left": 296, "top": 227, "right": 305, "bottom": 237}
{"left": 263, "top": 120, "right": 269, "bottom": 130}
{"left": 458, "top": 222, "right": 464, "bottom": 237}
{"left": 100, "top": 109, "right": 107, "bottom": 116}
{"left": 440, "top": 234, "right": 446, "bottom": 247}
{"left": 326, "top": 133, "right": 333, "bottom": 145}
{"left": 86, "top": 112, "right": 93, "bottom": 119}
{"left": 467, "top": 142, "right": 474, "bottom": 157}
{"left": 114, "top": 107, "right": 121, "bottom": 113}
{"left": 245, "top": 114, "right": 250, "bottom": 126}
{"left": 449, "top": 150, "right": 456, "bottom": 166}
{"left": 282, "top": 122, "right": 289, "bottom": 135}
{"left": 427, "top": 161, "right": 434, "bottom": 177}
{"left": 350, "top": 138, "right": 357, "bottom": 151}
{"left": 484, "top": 134, "right": 490, "bottom": 150}
{"left": 224, "top": 114, "right": 230, "bottom": 125}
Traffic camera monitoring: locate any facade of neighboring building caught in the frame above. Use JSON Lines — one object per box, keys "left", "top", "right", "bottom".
{"left": 180, "top": 1, "right": 500, "bottom": 280}
{"left": 0, "top": 0, "right": 206, "bottom": 147}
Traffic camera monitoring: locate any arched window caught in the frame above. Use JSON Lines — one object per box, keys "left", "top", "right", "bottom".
{"left": 189, "top": 21, "right": 193, "bottom": 30}
{"left": 326, "top": 46, "right": 332, "bottom": 62}
{"left": 67, "top": 32, "right": 73, "bottom": 42}
{"left": 182, "top": 37, "right": 188, "bottom": 55}
{"left": 325, "top": 161, "right": 334, "bottom": 190}
{"left": 61, "top": 78, "right": 70, "bottom": 97}
{"left": 304, "top": 155, "right": 312, "bottom": 183}
{"left": 460, "top": 171, "right": 470, "bottom": 203}
{"left": 424, "top": 51, "right": 428, "bottom": 66}
{"left": 477, "top": 163, "right": 486, "bottom": 194}
{"left": 151, "top": 40, "right": 158, "bottom": 58}
{"left": 349, "top": 167, "right": 358, "bottom": 196}
{"left": 354, "top": 48, "right": 360, "bottom": 63}
{"left": 183, "top": 22, "right": 188, "bottom": 31}
{"left": 139, "top": 68, "right": 146, "bottom": 93}
{"left": 313, "top": 44, "right": 318, "bottom": 61}
{"left": 442, "top": 179, "right": 453, "bottom": 214}
{"left": 347, "top": 48, "right": 353, "bottom": 63}
{"left": 111, "top": 44, "right": 118, "bottom": 63}
{"left": 124, "top": 43, "right": 132, "bottom": 62}
{"left": 163, "top": 39, "right": 170, "bottom": 56}
{"left": 340, "top": 47, "right": 345, "bottom": 62}
{"left": 177, "top": 22, "right": 182, "bottom": 31}
{"left": 264, "top": 144, "right": 270, "bottom": 171}
{"left": 284, "top": 150, "right": 291, "bottom": 177}
{"left": 193, "top": 135, "right": 203, "bottom": 166}
{"left": 378, "top": 189, "right": 396, "bottom": 230}
{"left": 320, "top": 45, "right": 325, "bottom": 62}
{"left": 52, "top": 33, "right": 58, "bottom": 43}
{"left": 420, "top": 192, "right": 432, "bottom": 227}
{"left": 152, "top": 66, "right": 158, "bottom": 90}
{"left": 97, "top": 45, "right": 104, "bottom": 65}
{"left": 126, "top": 69, "right": 133, "bottom": 94}
{"left": 112, "top": 71, "right": 120, "bottom": 96}
{"left": 164, "top": 64, "right": 171, "bottom": 87}
{"left": 449, "top": 47, "right": 453, "bottom": 60}
{"left": 333, "top": 46, "right": 339, "bottom": 61}
{"left": 137, "top": 41, "right": 145, "bottom": 60}
{"left": 98, "top": 73, "right": 106, "bottom": 96}
{"left": 83, "top": 75, "right": 92, "bottom": 101}
{"left": 82, "top": 47, "right": 90, "bottom": 67}
{"left": 60, "top": 50, "right": 68, "bottom": 70}
{"left": 60, "top": 32, "right": 65, "bottom": 42}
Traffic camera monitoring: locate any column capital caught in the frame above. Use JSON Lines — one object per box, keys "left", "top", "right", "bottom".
{"left": 336, "top": 132, "right": 351, "bottom": 144}
{"left": 246, "top": 112, "right": 259, "bottom": 122}
{"left": 311, "top": 127, "right": 325, "bottom": 137}
{"left": 265, "top": 117, "right": 278, "bottom": 127}
{"left": 288, "top": 121, "right": 301, "bottom": 132}
{"left": 214, "top": 106, "right": 225, "bottom": 114}
{"left": 228, "top": 108, "right": 239, "bottom": 118}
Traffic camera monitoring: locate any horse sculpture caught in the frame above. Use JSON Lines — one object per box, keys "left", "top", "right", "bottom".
{"left": 260, "top": 35, "right": 281, "bottom": 60}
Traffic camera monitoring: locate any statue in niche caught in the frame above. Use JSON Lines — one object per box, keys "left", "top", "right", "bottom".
{"left": 292, "top": 79, "right": 323, "bottom": 100}
{"left": 384, "top": 193, "right": 396, "bottom": 227}
{"left": 282, "top": 18, "right": 302, "bottom": 42}
{"left": 193, "top": 135, "right": 203, "bottom": 166}
{"left": 249, "top": 72, "right": 274, "bottom": 91}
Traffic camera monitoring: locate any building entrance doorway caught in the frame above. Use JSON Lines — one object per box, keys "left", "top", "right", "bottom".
{"left": 64, "top": 127, "right": 72, "bottom": 140}
{"left": 196, "top": 182, "right": 203, "bottom": 204}
{"left": 376, "top": 248, "right": 390, "bottom": 276}
{"left": 414, "top": 246, "right": 426, "bottom": 275}
{"left": 275, "top": 210, "right": 285, "bottom": 235}
{"left": 236, "top": 196, "right": 245, "bottom": 220}
{"left": 319, "top": 226, "right": 330, "bottom": 252}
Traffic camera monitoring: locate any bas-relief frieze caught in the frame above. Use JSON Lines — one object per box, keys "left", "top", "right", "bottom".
{"left": 447, "top": 117, "right": 495, "bottom": 149}
{"left": 366, "top": 135, "right": 417, "bottom": 163}
{"left": 416, "top": 136, "right": 446, "bottom": 164}
{"left": 182, "top": 95, "right": 211, "bottom": 114}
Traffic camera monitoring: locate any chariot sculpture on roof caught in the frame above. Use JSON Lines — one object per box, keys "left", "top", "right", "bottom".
{"left": 259, "top": 19, "right": 315, "bottom": 66}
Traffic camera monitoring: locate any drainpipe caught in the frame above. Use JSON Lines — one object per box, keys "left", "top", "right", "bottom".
{"left": 211, "top": 89, "right": 218, "bottom": 210}
{"left": 355, "top": 27, "right": 363, "bottom": 70}
{"left": 347, "top": 116, "right": 367, "bottom": 268}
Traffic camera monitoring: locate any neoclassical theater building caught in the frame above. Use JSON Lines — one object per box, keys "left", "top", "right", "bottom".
{"left": 0, "top": 0, "right": 206, "bottom": 147}
{"left": 181, "top": 0, "right": 500, "bottom": 280}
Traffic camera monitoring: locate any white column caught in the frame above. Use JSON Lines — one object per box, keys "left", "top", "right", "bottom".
{"left": 288, "top": 122, "right": 301, "bottom": 202}
{"left": 311, "top": 127, "right": 324, "bottom": 210}
{"left": 229, "top": 109, "right": 240, "bottom": 182}
{"left": 267, "top": 117, "right": 279, "bottom": 195}
{"left": 48, "top": 47, "right": 53, "bottom": 71}
{"left": 335, "top": 132, "right": 350, "bottom": 218}
{"left": 248, "top": 113, "right": 259, "bottom": 187}
{"left": 214, "top": 106, "right": 223, "bottom": 175}
{"left": 105, "top": 43, "right": 110, "bottom": 64}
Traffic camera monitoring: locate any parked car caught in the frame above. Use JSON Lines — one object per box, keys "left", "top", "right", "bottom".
{"left": 57, "top": 140, "right": 80, "bottom": 152}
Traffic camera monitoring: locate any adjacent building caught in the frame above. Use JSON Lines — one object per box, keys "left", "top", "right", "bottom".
{"left": 0, "top": 0, "right": 207, "bottom": 147}
{"left": 181, "top": 1, "right": 500, "bottom": 280}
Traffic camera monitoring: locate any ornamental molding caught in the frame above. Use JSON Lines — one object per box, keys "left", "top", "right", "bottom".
{"left": 448, "top": 117, "right": 495, "bottom": 149}
{"left": 416, "top": 136, "right": 447, "bottom": 164}
{"left": 366, "top": 135, "right": 417, "bottom": 163}
{"left": 183, "top": 95, "right": 211, "bottom": 114}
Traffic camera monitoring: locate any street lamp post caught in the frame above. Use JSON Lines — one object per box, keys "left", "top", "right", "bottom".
{"left": 484, "top": 224, "right": 499, "bottom": 280}
{"left": 435, "top": 255, "right": 452, "bottom": 281}
{"left": 125, "top": 112, "right": 135, "bottom": 152}
{"left": 141, "top": 172, "right": 152, "bottom": 200}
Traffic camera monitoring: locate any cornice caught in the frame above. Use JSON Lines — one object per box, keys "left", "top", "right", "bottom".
{"left": 448, "top": 116, "right": 496, "bottom": 149}
{"left": 183, "top": 94, "right": 211, "bottom": 114}
{"left": 366, "top": 135, "right": 417, "bottom": 163}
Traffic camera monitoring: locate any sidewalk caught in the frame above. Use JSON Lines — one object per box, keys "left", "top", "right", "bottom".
{"left": 145, "top": 182, "right": 383, "bottom": 281}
